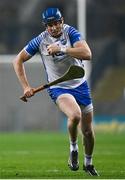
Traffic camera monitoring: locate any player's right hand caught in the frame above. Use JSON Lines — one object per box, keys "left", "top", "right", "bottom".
{"left": 23, "top": 87, "right": 35, "bottom": 98}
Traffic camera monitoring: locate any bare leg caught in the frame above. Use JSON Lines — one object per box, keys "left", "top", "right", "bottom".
{"left": 81, "top": 111, "right": 95, "bottom": 156}
{"left": 80, "top": 110, "right": 99, "bottom": 176}
{"left": 56, "top": 94, "right": 81, "bottom": 171}
{"left": 56, "top": 94, "right": 82, "bottom": 142}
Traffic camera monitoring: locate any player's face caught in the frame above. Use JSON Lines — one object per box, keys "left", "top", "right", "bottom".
{"left": 46, "top": 19, "right": 63, "bottom": 38}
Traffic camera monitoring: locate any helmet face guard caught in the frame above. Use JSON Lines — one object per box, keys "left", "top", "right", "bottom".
{"left": 42, "top": 8, "right": 62, "bottom": 25}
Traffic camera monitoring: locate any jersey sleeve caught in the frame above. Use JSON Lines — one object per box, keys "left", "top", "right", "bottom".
{"left": 68, "top": 26, "right": 84, "bottom": 46}
{"left": 24, "top": 35, "right": 41, "bottom": 56}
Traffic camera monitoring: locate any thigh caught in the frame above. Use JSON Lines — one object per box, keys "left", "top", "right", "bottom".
{"left": 56, "top": 93, "right": 81, "bottom": 118}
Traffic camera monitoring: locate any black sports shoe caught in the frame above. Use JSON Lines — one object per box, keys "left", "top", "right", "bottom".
{"left": 68, "top": 151, "right": 79, "bottom": 171}
{"left": 83, "top": 165, "right": 99, "bottom": 176}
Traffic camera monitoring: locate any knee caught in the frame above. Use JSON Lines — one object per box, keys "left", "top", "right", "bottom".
{"left": 69, "top": 111, "right": 81, "bottom": 125}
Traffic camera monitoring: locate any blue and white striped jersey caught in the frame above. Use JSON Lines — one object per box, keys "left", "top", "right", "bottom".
{"left": 24, "top": 24, "right": 86, "bottom": 89}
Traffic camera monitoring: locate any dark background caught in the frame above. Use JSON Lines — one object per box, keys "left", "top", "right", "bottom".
{"left": 0, "top": 0, "right": 125, "bottom": 131}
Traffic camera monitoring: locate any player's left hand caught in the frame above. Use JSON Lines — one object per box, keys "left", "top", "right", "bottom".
{"left": 47, "top": 43, "right": 61, "bottom": 55}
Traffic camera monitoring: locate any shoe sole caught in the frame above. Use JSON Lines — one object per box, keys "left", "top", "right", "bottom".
{"left": 83, "top": 168, "right": 99, "bottom": 176}
{"left": 68, "top": 163, "right": 79, "bottom": 171}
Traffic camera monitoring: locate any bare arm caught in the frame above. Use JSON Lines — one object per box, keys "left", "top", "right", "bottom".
{"left": 47, "top": 40, "right": 92, "bottom": 60}
{"left": 66, "top": 40, "right": 92, "bottom": 60}
{"left": 13, "top": 49, "right": 34, "bottom": 97}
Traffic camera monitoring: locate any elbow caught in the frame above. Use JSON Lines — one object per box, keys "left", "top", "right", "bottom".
{"left": 13, "top": 58, "right": 16, "bottom": 65}
{"left": 13, "top": 55, "right": 22, "bottom": 70}
{"left": 86, "top": 51, "right": 92, "bottom": 60}
{"left": 13, "top": 57, "right": 19, "bottom": 69}
{"left": 82, "top": 50, "right": 92, "bottom": 60}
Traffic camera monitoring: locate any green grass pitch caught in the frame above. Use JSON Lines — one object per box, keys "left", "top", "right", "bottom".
{"left": 0, "top": 131, "right": 125, "bottom": 179}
